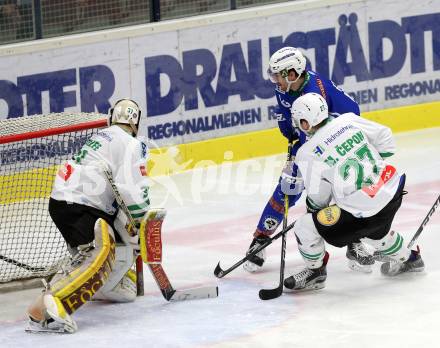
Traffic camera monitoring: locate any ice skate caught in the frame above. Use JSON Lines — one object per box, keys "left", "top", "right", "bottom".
{"left": 381, "top": 247, "right": 425, "bottom": 276}
{"left": 346, "top": 242, "right": 375, "bottom": 273}
{"left": 243, "top": 235, "right": 269, "bottom": 273}
{"left": 25, "top": 293, "right": 77, "bottom": 334}
{"left": 284, "top": 252, "right": 329, "bottom": 292}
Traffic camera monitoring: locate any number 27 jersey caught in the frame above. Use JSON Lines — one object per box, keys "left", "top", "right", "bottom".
{"left": 296, "top": 113, "right": 400, "bottom": 218}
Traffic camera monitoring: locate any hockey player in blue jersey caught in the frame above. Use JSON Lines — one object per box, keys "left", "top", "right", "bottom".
{"left": 243, "top": 47, "right": 374, "bottom": 273}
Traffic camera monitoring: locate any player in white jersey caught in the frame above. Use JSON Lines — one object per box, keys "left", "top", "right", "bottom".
{"left": 282, "top": 93, "right": 424, "bottom": 292}
{"left": 26, "top": 99, "right": 150, "bottom": 333}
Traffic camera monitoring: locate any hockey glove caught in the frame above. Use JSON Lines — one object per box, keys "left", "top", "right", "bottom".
{"left": 280, "top": 160, "right": 304, "bottom": 196}
{"left": 306, "top": 196, "right": 322, "bottom": 213}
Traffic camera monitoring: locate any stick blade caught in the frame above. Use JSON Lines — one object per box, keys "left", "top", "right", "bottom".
{"left": 213, "top": 262, "right": 225, "bottom": 278}
{"left": 259, "top": 286, "right": 283, "bottom": 300}
{"left": 169, "top": 286, "right": 219, "bottom": 301}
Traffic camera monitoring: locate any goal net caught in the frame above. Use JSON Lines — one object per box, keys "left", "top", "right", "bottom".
{"left": 0, "top": 113, "right": 108, "bottom": 284}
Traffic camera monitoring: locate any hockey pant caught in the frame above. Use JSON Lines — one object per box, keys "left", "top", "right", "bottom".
{"left": 294, "top": 213, "right": 411, "bottom": 269}
{"left": 294, "top": 176, "right": 410, "bottom": 268}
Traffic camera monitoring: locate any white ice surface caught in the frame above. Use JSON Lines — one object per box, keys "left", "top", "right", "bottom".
{"left": 1, "top": 127, "right": 439, "bottom": 348}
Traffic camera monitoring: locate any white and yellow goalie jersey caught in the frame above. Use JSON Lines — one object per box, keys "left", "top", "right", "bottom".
{"left": 296, "top": 113, "right": 400, "bottom": 218}
{"left": 51, "top": 125, "right": 149, "bottom": 220}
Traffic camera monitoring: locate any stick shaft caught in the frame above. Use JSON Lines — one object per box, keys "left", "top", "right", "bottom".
{"left": 407, "top": 194, "right": 440, "bottom": 249}
{"left": 214, "top": 221, "right": 295, "bottom": 278}
{"left": 101, "top": 166, "right": 145, "bottom": 296}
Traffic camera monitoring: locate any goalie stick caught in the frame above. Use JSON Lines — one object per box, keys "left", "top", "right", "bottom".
{"left": 213, "top": 220, "right": 296, "bottom": 278}
{"left": 259, "top": 142, "right": 293, "bottom": 301}
{"left": 102, "top": 166, "right": 218, "bottom": 302}
{"left": 102, "top": 165, "right": 145, "bottom": 296}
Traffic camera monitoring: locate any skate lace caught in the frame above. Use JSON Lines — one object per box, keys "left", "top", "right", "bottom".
{"left": 294, "top": 268, "right": 314, "bottom": 284}
{"left": 62, "top": 246, "right": 94, "bottom": 273}
{"left": 351, "top": 243, "right": 371, "bottom": 258}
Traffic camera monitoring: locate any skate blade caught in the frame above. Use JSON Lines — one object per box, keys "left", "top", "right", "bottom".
{"left": 284, "top": 281, "right": 326, "bottom": 293}
{"left": 25, "top": 319, "right": 75, "bottom": 334}
{"left": 25, "top": 324, "right": 69, "bottom": 334}
{"left": 348, "top": 260, "right": 373, "bottom": 274}
{"left": 382, "top": 266, "right": 425, "bottom": 277}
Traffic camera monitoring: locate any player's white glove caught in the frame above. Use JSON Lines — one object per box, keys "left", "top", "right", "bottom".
{"left": 280, "top": 160, "right": 304, "bottom": 196}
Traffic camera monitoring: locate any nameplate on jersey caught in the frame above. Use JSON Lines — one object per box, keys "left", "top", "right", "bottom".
{"left": 316, "top": 206, "right": 341, "bottom": 226}
{"left": 362, "top": 165, "right": 396, "bottom": 198}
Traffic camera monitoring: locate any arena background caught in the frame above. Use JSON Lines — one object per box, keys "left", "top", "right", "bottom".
{"left": 1, "top": 0, "right": 439, "bottom": 173}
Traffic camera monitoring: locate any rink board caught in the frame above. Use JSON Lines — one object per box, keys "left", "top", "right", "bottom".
{"left": 0, "top": 0, "right": 439, "bottom": 148}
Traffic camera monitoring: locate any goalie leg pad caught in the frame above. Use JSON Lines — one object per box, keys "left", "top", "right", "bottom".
{"left": 92, "top": 244, "right": 137, "bottom": 303}
{"left": 49, "top": 218, "right": 116, "bottom": 314}
{"left": 294, "top": 214, "right": 326, "bottom": 269}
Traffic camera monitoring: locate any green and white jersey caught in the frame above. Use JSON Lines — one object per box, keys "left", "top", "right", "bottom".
{"left": 296, "top": 113, "right": 399, "bottom": 218}
{"left": 51, "top": 125, "right": 150, "bottom": 220}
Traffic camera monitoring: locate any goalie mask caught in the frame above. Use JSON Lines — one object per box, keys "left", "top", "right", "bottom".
{"left": 291, "top": 93, "right": 328, "bottom": 135}
{"left": 109, "top": 99, "right": 142, "bottom": 136}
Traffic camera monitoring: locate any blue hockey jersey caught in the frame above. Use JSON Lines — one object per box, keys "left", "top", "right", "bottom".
{"left": 274, "top": 70, "right": 359, "bottom": 143}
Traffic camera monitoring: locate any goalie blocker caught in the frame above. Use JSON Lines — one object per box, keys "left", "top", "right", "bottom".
{"left": 139, "top": 209, "right": 219, "bottom": 302}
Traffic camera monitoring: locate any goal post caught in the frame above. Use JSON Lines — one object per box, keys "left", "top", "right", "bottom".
{"left": 0, "top": 113, "right": 108, "bottom": 287}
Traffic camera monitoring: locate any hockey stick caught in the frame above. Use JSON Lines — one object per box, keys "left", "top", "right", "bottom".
{"left": 258, "top": 142, "right": 293, "bottom": 300}
{"left": 0, "top": 254, "right": 46, "bottom": 272}
{"left": 373, "top": 193, "right": 440, "bottom": 262}
{"left": 259, "top": 195, "right": 289, "bottom": 300}
{"left": 213, "top": 220, "right": 296, "bottom": 278}
{"left": 101, "top": 166, "right": 145, "bottom": 296}
{"left": 102, "top": 166, "right": 218, "bottom": 301}
{"left": 407, "top": 194, "right": 440, "bottom": 249}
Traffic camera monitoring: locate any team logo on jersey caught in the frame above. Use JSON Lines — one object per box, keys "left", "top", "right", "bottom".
{"left": 280, "top": 99, "right": 291, "bottom": 108}
{"left": 139, "top": 165, "right": 147, "bottom": 176}
{"left": 57, "top": 163, "right": 74, "bottom": 181}
{"left": 141, "top": 142, "right": 147, "bottom": 158}
{"left": 276, "top": 113, "right": 285, "bottom": 121}
{"left": 316, "top": 206, "right": 341, "bottom": 226}
{"left": 314, "top": 145, "right": 325, "bottom": 157}
{"left": 275, "top": 85, "right": 286, "bottom": 94}
{"left": 263, "top": 216, "right": 278, "bottom": 231}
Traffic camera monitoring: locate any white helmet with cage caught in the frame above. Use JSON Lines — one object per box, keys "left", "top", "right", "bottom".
{"left": 109, "top": 99, "right": 142, "bottom": 136}
{"left": 267, "top": 47, "right": 307, "bottom": 85}
{"left": 291, "top": 93, "right": 328, "bottom": 134}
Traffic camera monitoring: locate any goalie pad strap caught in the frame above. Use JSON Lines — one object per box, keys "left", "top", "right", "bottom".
{"left": 50, "top": 219, "right": 116, "bottom": 314}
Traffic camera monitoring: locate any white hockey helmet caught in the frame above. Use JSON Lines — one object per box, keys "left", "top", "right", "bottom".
{"left": 267, "top": 47, "right": 307, "bottom": 84}
{"left": 109, "top": 99, "right": 141, "bottom": 136}
{"left": 291, "top": 93, "right": 328, "bottom": 134}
